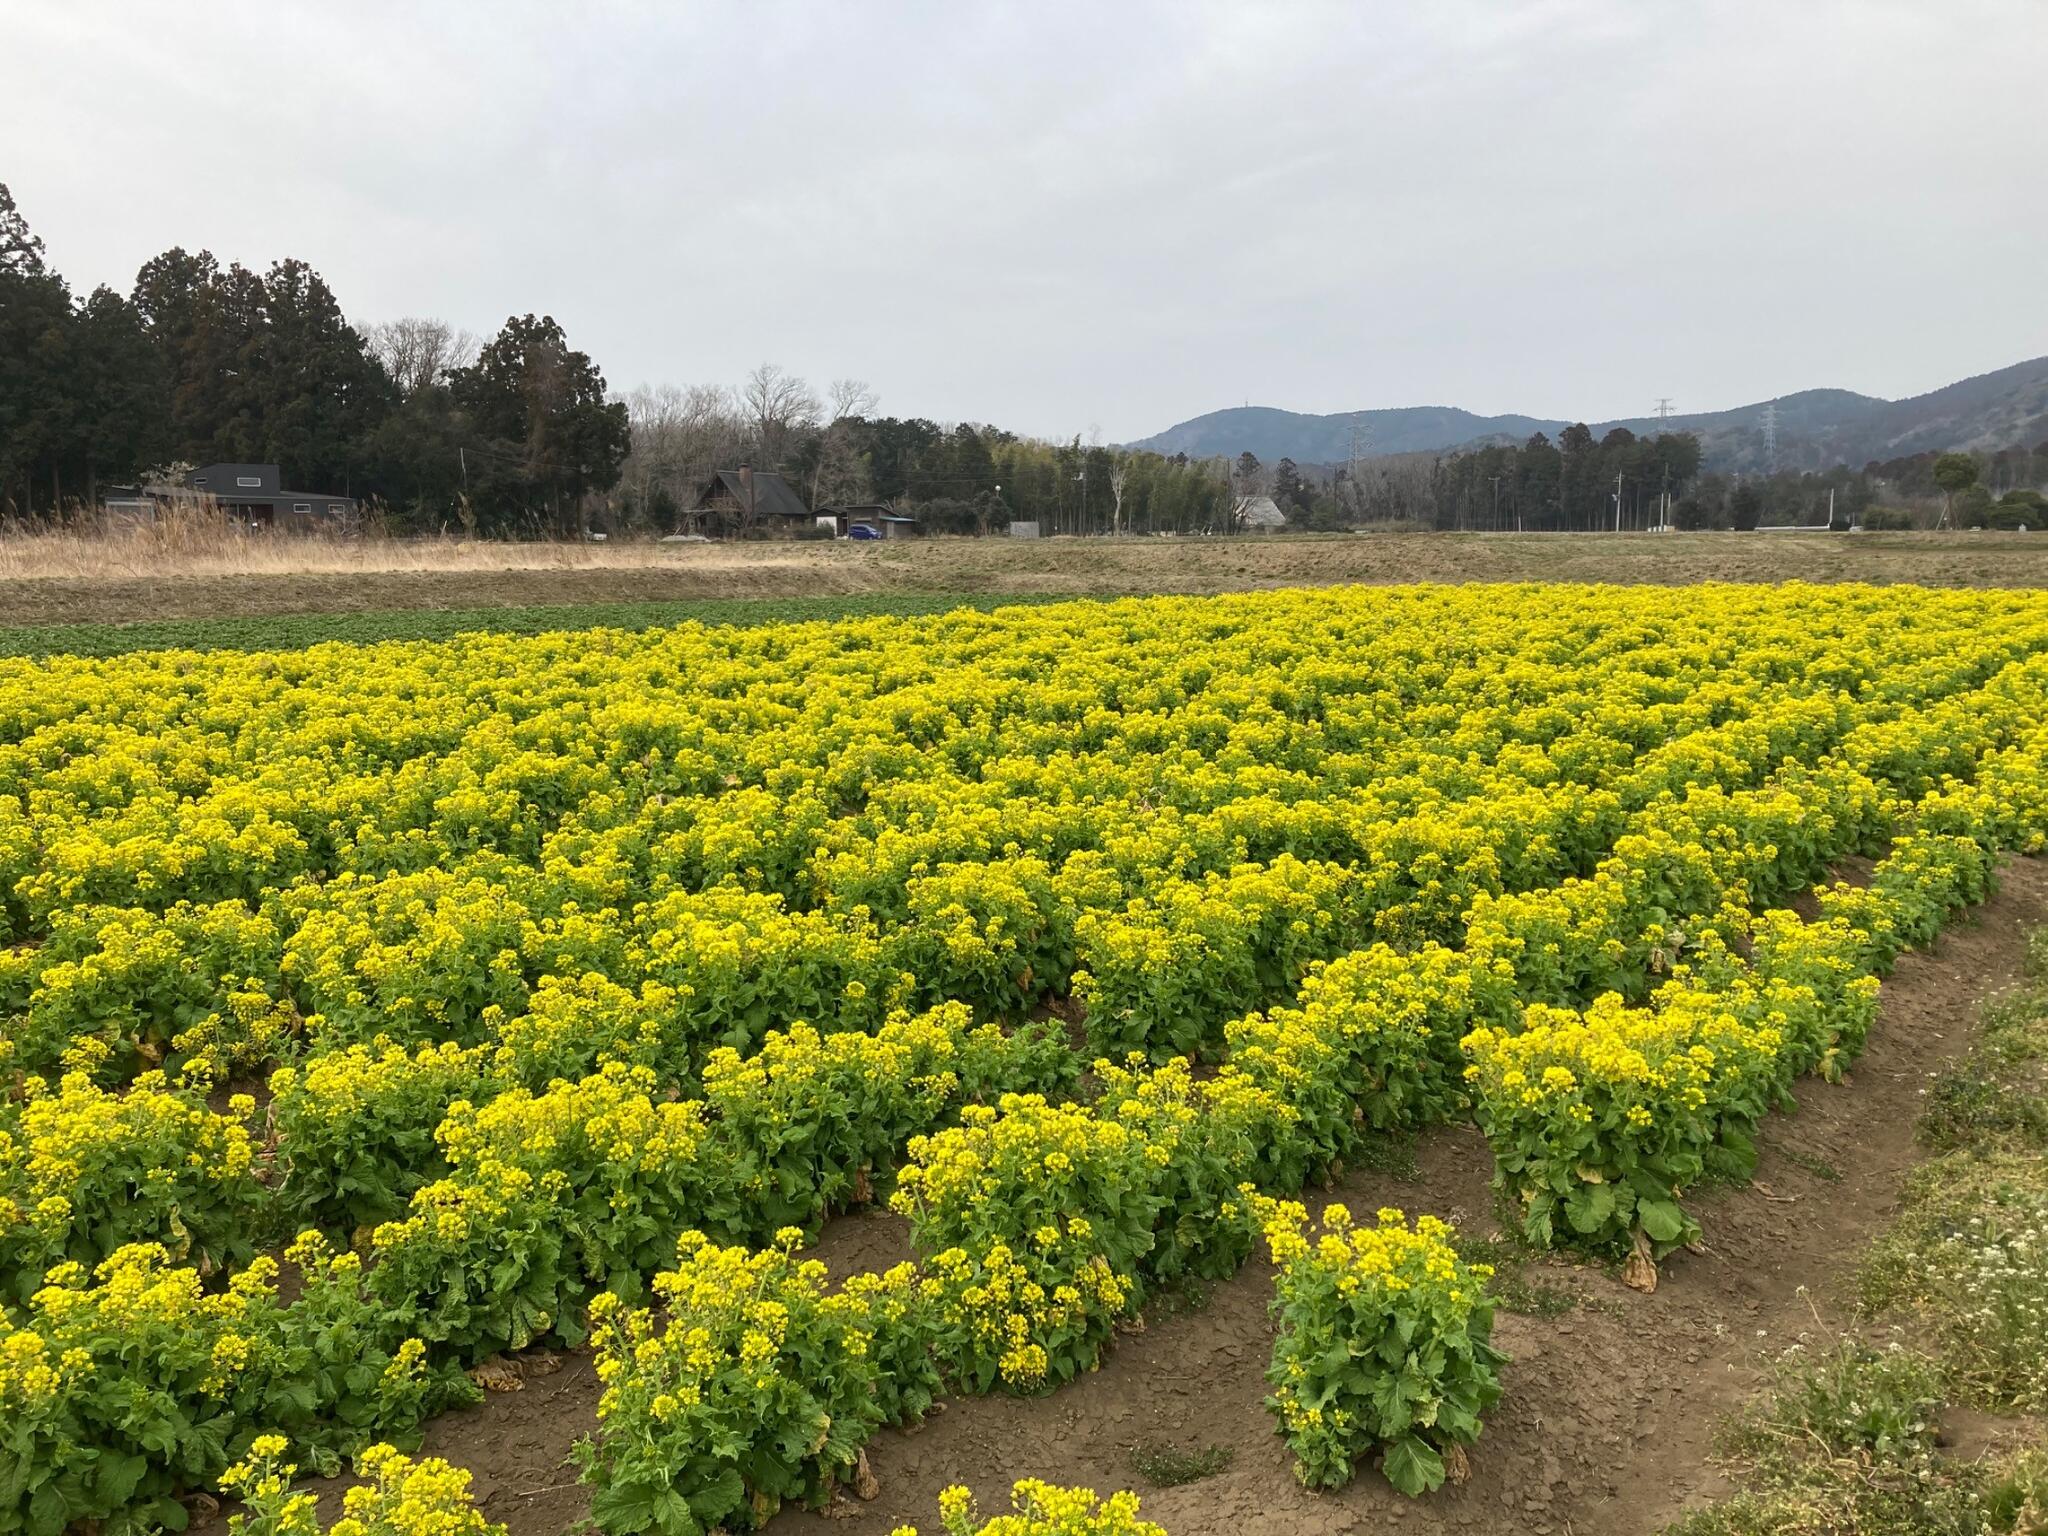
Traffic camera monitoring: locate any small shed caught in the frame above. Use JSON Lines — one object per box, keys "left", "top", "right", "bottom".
{"left": 820, "top": 504, "right": 921, "bottom": 539}
{"left": 1233, "top": 495, "right": 1288, "bottom": 533}
{"left": 98, "top": 485, "right": 158, "bottom": 531}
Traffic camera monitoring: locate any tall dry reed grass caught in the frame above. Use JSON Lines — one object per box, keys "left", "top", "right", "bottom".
{"left": 0, "top": 504, "right": 789, "bottom": 582}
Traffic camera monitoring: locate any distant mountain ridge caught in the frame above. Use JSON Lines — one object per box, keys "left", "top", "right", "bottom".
{"left": 1128, "top": 356, "right": 2048, "bottom": 473}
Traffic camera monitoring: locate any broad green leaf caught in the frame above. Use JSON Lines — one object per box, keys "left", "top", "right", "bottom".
{"left": 1382, "top": 1435, "right": 1446, "bottom": 1497}
{"left": 1637, "top": 1198, "right": 1685, "bottom": 1244}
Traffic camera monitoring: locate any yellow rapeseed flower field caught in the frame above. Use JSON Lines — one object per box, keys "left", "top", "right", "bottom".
{"left": 5, "top": 583, "right": 2048, "bottom": 1530}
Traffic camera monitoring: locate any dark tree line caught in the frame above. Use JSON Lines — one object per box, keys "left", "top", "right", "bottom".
{"left": 1429, "top": 426, "right": 1705, "bottom": 531}
{"left": 1229, "top": 430, "right": 1707, "bottom": 532}
{"left": 1644, "top": 448, "right": 2048, "bottom": 531}
{"left": 1249, "top": 426, "right": 2048, "bottom": 534}
{"left": 0, "top": 183, "right": 627, "bottom": 534}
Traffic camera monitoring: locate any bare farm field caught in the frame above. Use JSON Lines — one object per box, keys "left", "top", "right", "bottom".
{"left": 4, "top": 529, "right": 2048, "bottom": 631}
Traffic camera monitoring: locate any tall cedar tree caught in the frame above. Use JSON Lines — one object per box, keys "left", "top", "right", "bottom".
{"left": 0, "top": 184, "right": 74, "bottom": 512}
{"left": 450, "top": 314, "right": 630, "bottom": 536}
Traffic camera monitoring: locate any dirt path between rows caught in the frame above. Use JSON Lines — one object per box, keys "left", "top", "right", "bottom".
{"left": 391, "top": 857, "right": 2048, "bottom": 1536}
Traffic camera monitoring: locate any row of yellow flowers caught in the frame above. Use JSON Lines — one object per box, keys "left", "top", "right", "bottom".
{"left": 6, "top": 595, "right": 2041, "bottom": 1335}
{"left": 10, "top": 588, "right": 2043, "bottom": 1086}
{"left": 578, "top": 711, "right": 2048, "bottom": 1518}
{"left": 16, "top": 638, "right": 2041, "bottom": 1316}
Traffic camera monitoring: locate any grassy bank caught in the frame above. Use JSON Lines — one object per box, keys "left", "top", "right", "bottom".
{"left": 1668, "top": 926, "right": 2048, "bottom": 1534}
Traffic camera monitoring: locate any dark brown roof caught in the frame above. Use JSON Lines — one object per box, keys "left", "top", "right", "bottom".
{"left": 696, "top": 470, "right": 811, "bottom": 520}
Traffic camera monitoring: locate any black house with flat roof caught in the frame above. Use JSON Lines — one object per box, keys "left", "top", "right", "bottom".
{"left": 182, "top": 464, "right": 356, "bottom": 529}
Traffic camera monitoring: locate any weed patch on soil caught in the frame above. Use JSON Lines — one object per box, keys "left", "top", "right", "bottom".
{"left": 1668, "top": 895, "right": 2048, "bottom": 1531}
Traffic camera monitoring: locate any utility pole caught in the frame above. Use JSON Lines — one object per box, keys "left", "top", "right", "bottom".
{"left": 1613, "top": 470, "right": 1624, "bottom": 533}
{"left": 1827, "top": 486, "right": 1836, "bottom": 530}
{"left": 1350, "top": 424, "right": 1363, "bottom": 523}
{"left": 1490, "top": 474, "right": 1504, "bottom": 531}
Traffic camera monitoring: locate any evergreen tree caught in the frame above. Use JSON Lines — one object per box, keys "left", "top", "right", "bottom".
{"left": 251, "top": 258, "right": 393, "bottom": 490}
{"left": 0, "top": 184, "right": 77, "bottom": 514}
{"left": 449, "top": 314, "right": 630, "bottom": 535}
{"left": 67, "top": 286, "right": 170, "bottom": 493}
{"left": 1273, "top": 457, "right": 1312, "bottom": 515}
{"left": 132, "top": 247, "right": 241, "bottom": 463}
{"left": 1729, "top": 483, "right": 1763, "bottom": 531}
{"left": 1932, "top": 451, "right": 1979, "bottom": 527}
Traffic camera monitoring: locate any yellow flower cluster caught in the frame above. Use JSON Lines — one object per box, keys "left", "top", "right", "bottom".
{"left": 1071, "top": 853, "right": 1361, "bottom": 1059}
{"left": 582, "top": 1229, "right": 884, "bottom": 1533}
{"left": 272, "top": 1039, "right": 487, "bottom": 1125}
{"left": 1256, "top": 1198, "right": 1502, "bottom": 1492}
{"left": 919, "top": 1236, "right": 1128, "bottom": 1389}
{"left": 440, "top": 1061, "right": 710, "bottom": 1177}
{"left": 1, "top": 1070, "right": 262, "bottom": 1289}
{"left": 9, "top": 898, "right": 286, "bottom": 1075}
{"left": 269, "top": 1037, "right": 491, "bottom": 1231}
{"left": 1225, "top": 940, "right": 1510, "bottom": 1164}
{"left": 1464, "top": 988, "right": 1778, "bottom": 1116}
{"left": 896, "top": 1479, "right": 1165, "bottom": 1536}
{"left": 277, "top": 866, "right": 533, "bottom": 1049}
{"left": 894, "top": 1095, "right": 1143, "bottom": 1219}
{"left": 1, "top": 1241, "right": 268, "bottom": 1411}
{"left": 224, "top": 1436, "right": 505, "bottom": 1536}
{"left": 1463, "top": 963, "right": 1788, "bottom": 1252}
{"left": 482, "top": 970, "right": 676, "bottom": 1089}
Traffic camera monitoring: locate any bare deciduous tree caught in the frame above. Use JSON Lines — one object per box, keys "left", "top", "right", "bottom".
{"left": 368, "top": 317, "right": 478, "bottom": 396}
{"left": 620, "top": 381, "right": 747, "bottom": 529}
{"left": 1336, "top": 450, "right": 1438, "bottom": 526}
{"left": 805, "top": 379, "right": 879, "bottom": 510}
{"left": 1108, "top": 453, "right": 1131, "bottom": 535}
{"left": 741, "top": 363, "right": 820, "bottom": 469}
{"left": 745, "top": 362, "right": 823, "bottom": 468}
{"left": 827, "top": 377, "right": 878, "bottom": 423}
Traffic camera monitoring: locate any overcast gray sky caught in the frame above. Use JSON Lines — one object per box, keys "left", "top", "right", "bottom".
{"left": 8, "top": 0, "right": 2045, "bottom": 441}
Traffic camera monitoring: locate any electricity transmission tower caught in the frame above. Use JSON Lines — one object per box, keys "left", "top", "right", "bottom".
{"left": 1761, "top": 402, "right": 1780, "bottom": 471}
{"left": 1653, "top": 397, "right": 1674, "bottom": 423}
